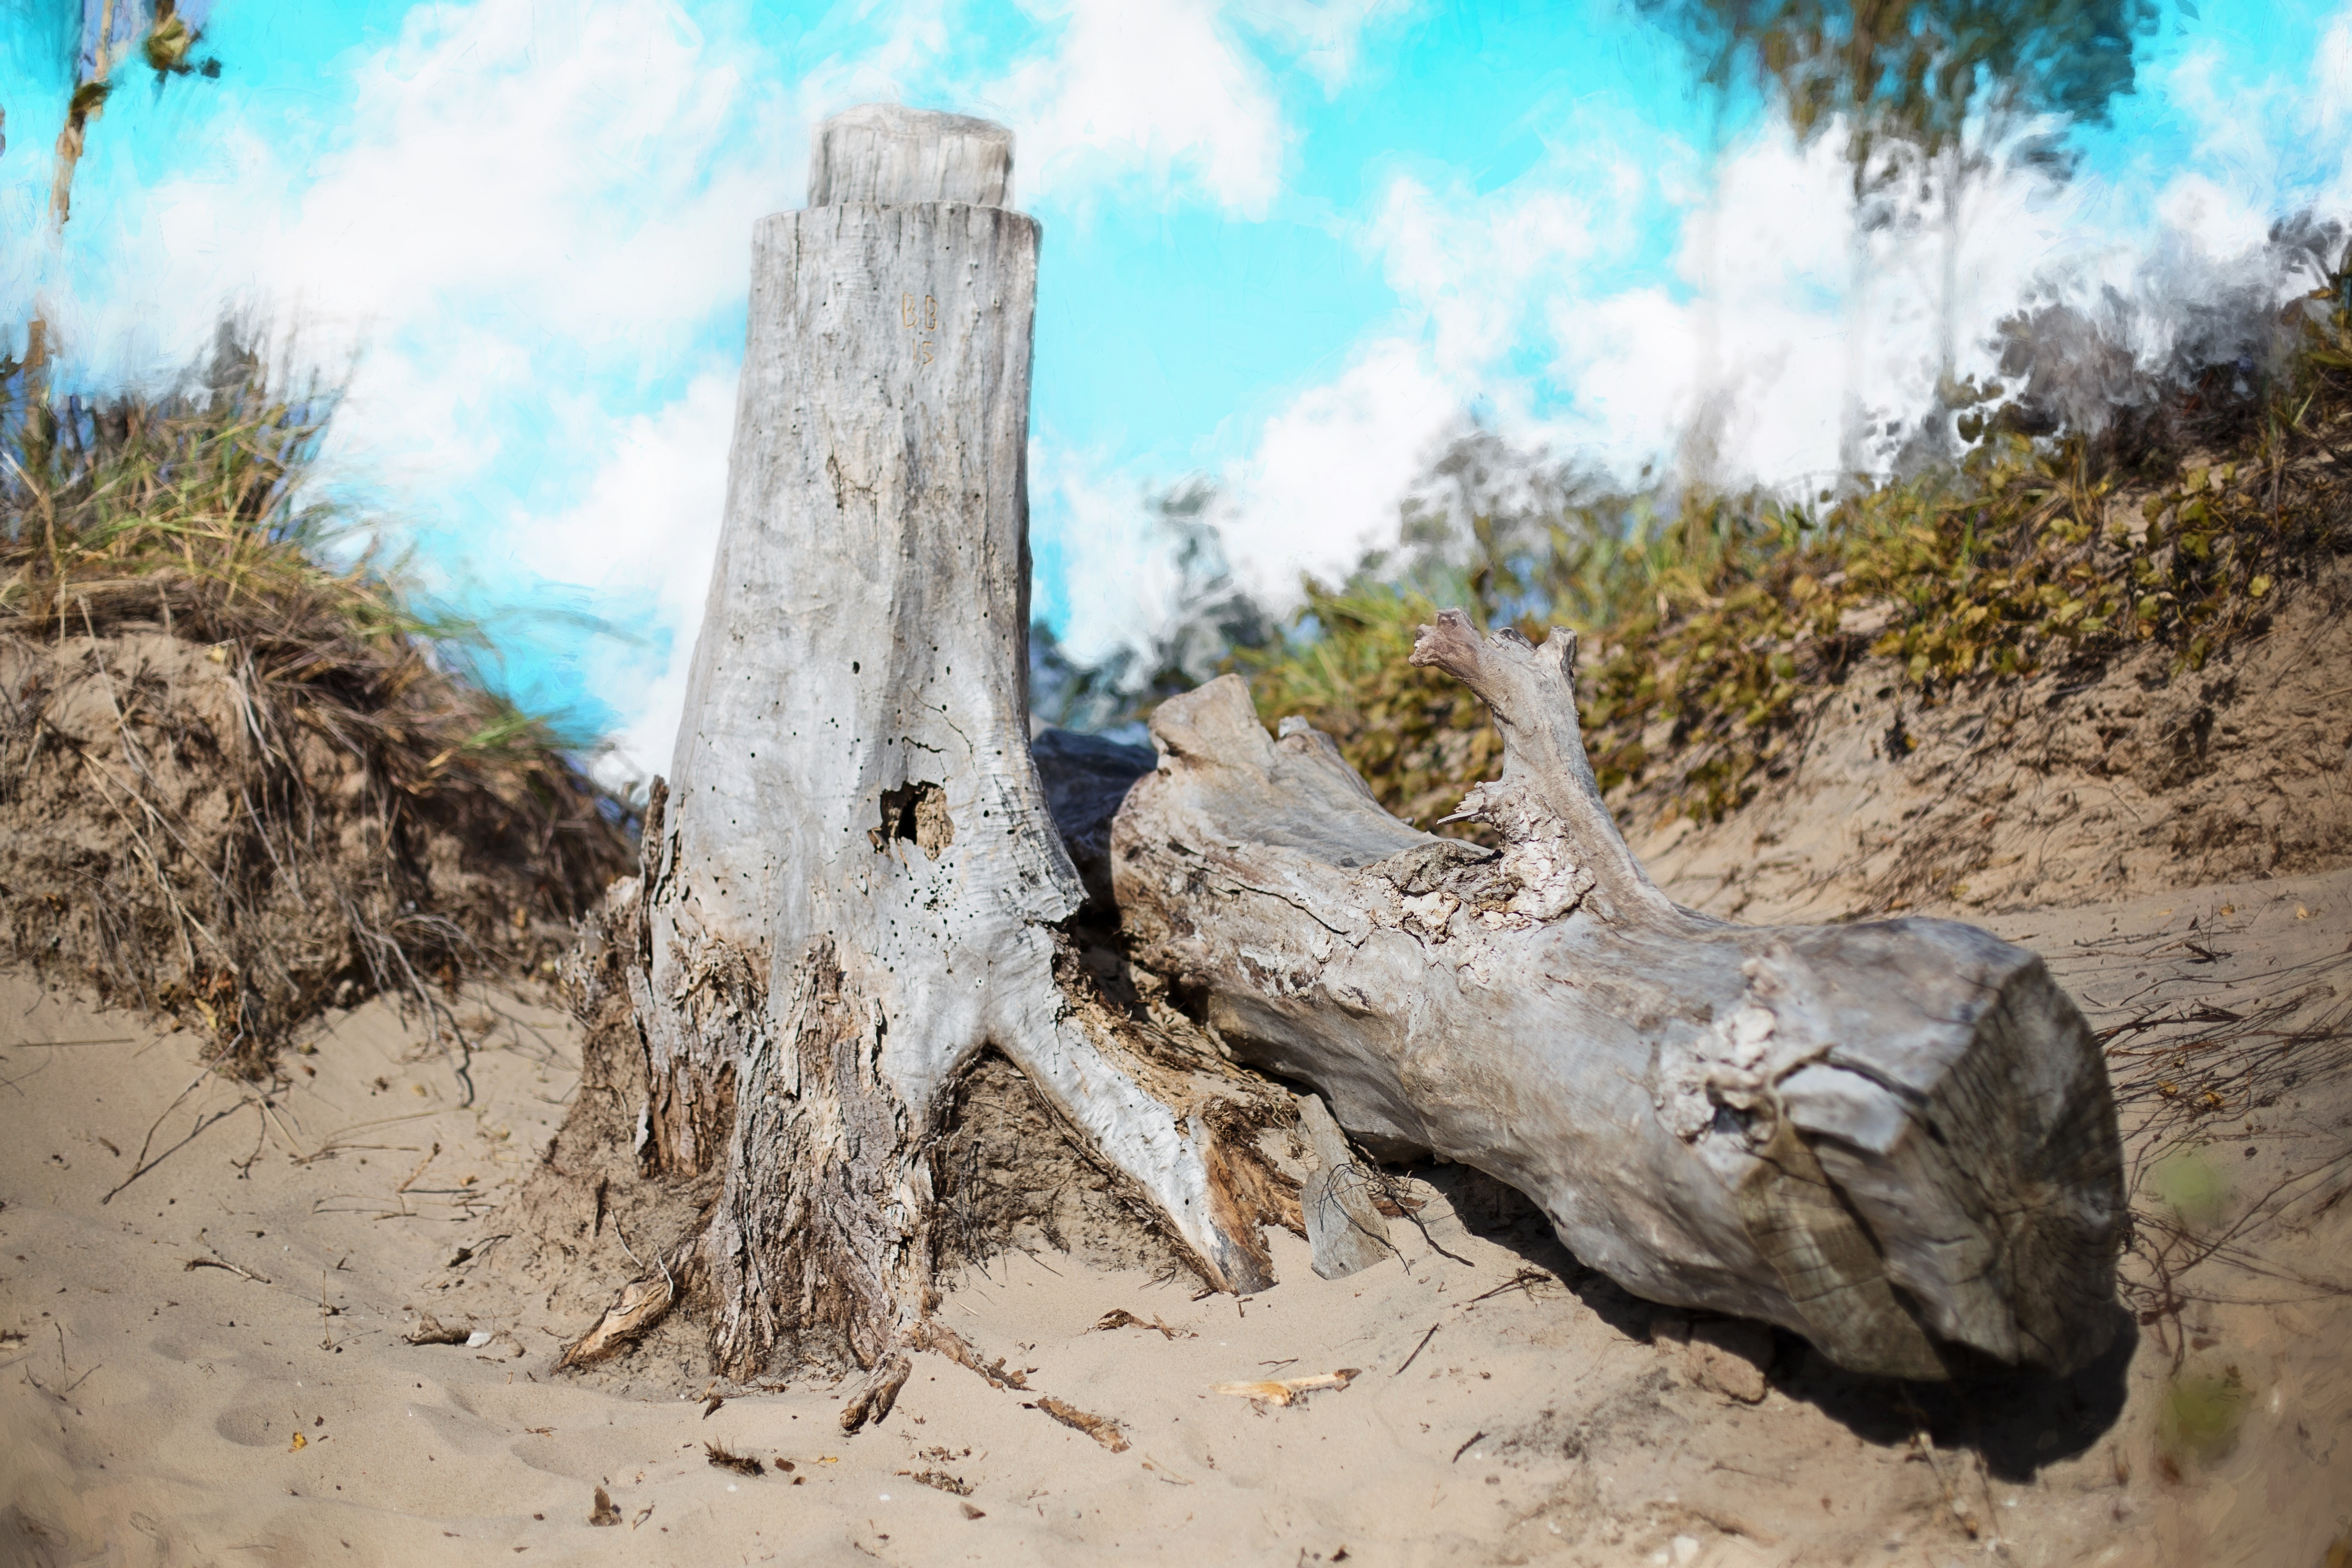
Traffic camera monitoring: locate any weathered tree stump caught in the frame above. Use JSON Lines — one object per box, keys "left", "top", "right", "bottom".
{"left": 1110, "top": 613, "right": 2126, "bottom": 1378}
{"left": 574, "top": 106, "right": 1292, "bottom": 1426}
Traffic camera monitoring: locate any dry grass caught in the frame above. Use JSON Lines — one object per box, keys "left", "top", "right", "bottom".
{"left": 0, "top": 333, "right": 634, "bottom": 1073}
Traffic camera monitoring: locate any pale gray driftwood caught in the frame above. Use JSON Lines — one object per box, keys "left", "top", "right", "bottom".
{"left": 588, "top": 105, "right": 1291, "bottom": 1426}
{"left": 1296, "top": 1093, "right": 1393, "bottom": 1281}
{"left": 1111, "top": 612, "right": 2126, "bottom": 1378}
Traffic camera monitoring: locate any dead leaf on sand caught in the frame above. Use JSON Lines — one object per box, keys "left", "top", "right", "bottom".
{"left": 1211, "top": 1369, "right": 1362, "bottom": 1408}
{"left": 1091, "top": 1308, "right": 1192, "bottom": 1340}
{"left": 403, "top": 1315, "right": 471, "bottom": 1347}
{"left": 704, "top": 1441, "right": 762, "bottom": 1477}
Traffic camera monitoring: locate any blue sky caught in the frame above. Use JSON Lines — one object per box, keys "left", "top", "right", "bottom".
{"left": 4, "top": 0, "right": 2349, "bottom": 777}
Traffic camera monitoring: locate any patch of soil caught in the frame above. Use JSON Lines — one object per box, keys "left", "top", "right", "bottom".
{"left": 1624, "top": 561, "right": 2352, "bottom": 922}
{"left": 0, "top": 629, "right": 629, "bottom": 1065}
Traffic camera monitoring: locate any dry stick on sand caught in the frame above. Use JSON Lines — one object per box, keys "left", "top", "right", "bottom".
{"left": 1393, "top": 1324, "right": 1441, "bottom": 1378}
{"left": 1034, "top": 1396, "right": 1129, "bottom": 1452}
{"left": 102, "top": 1070, "right": 251, "bottom": 1205}
{"left": 1091, "top": 1309, "right": 1192, "bottom": 1340}
{"left": 183, "top": 1255, "right": 270, "bottom": 1285}
{"left": 394, "top": 1143, "right": 440, "bottom": 1194}
{"left": 1465, "top": 1268, "right": 1558, "bottom": 1307}
{"left": 1210, "top": 1369, "right": 1362, "bottom": 1408}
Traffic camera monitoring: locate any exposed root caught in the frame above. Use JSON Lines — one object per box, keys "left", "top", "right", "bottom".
{"left": 558, "top": 1265, "right": 679, "bottom": 1370}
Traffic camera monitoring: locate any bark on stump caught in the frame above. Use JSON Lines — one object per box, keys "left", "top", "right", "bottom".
{"left": 1110, "top": 614, "right": 2126, "bottom": 1379}
{"left": 579, "top": 106, "right": 1291, "bottom": 1426}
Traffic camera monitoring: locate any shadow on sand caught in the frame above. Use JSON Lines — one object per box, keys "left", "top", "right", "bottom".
{"left": 1414, "top": 1161, "right": 2136, "bottom": 1483}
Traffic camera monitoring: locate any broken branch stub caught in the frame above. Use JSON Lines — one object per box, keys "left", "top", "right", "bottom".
{"left": 1111, "top": 610, "right": 2126, "bottom": 1378}
{"left": 581, "top": 105, "right": 1290, "bottom": 1416}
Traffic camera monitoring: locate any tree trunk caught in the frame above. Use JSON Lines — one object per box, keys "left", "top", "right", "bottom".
{"left": 584, "top": 106, "right": 1292, "bottom": 1427}
{"left": 1110, "top": 612, "right": 2125, "bottom": 1379}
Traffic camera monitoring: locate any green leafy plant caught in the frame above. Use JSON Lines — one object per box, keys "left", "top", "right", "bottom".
{"left": 1234, "top": 262, "right": 2352, "bottom": 832}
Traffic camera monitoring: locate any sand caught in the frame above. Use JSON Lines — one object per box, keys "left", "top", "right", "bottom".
{"left": 1622, "top": 558, "right": 2352, "bottom": 924}
{"left": 4, "top": 871, "right": 2348, "bottom": 1567}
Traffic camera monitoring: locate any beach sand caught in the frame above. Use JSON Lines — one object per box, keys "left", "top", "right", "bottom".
{"left": 4, "top": 871, "right": 2347, "bottom": 1567}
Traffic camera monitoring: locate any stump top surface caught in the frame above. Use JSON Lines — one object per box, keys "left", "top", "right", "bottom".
{"left": 809, "top": 103, "right": 1013, "bottom": 207}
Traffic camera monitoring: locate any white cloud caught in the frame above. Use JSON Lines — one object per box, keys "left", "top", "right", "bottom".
{"left": 989, "top": 0, "right": 1291, "bottom": 216}
{"left": 2322, "top": 11, "right": 2352, "bottom": 137}
{"left": 1214, "top": 336, "right": 1461, "bottom": 597}
{"left": 986, "top": 0, "right": 1398, "bottom": 217}
{"left": 1252, "top": 0, "right": 1408, "bottom": 90}
{"left": 1372, "top": 167, "right": 1613, "bottom": 380}
{"left": 1033, "top": 445, "right": 1191, "bottom": 664}
{"left": 503, "top": 369, "right": 739, "bottom": 782}
{"left": 2152, "top": 173, "right": 2274, "bottom": 263}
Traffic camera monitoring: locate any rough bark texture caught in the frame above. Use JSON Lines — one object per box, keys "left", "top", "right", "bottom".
{"left": 592, "top": 107, "right": 1290, "bottom": 1421}
{"left": 1111, "top": 612, "right": 2126, "bottom": 1379}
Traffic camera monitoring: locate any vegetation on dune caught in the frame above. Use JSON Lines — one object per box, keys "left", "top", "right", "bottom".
{"left": 1238, "top": 249, "right": 2352, "bottom": 833}
{"left": 0, "top": 333, "right": 634, "bottom": 1070}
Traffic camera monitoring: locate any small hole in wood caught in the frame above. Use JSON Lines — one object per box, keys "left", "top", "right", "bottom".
{"left": 872, "top": 781, "right": 955, "bottom": 861}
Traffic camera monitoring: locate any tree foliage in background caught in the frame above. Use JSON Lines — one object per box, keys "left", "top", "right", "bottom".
{"left": 1030, "top": 480, "right": 1272, "bottom": 738}
{"left": 1235, "top": 233, "right": 2350, "bottom": 833}
{"left": 11, "top": 0, "right": 222, "bottom": 229}
{"left": 1637, "top": 0, "right": 2163, "bottom": 183}
{"left": 1636, "top": 0, "right": 2168, "bottom": 472}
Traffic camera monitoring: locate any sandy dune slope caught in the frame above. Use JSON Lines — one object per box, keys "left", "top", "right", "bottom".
{"left": 3, "top": 871, "right": 2347, "bottom": 1567}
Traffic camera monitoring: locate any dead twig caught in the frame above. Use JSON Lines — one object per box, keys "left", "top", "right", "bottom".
{"left": 394, "top": 1142, "right": 441, "bottom": 1194}
{"left": 1035, "top": 1396, "right": 1127, "bottom": 1452}
{"left": 1465, "top": 1267, "right": 1555, "bottom": 1307}
{"left": 102, "top": 1070, "right": 245, "bottom": 1205}
{"left": 1393, "top": 1322, "right": 1440, "bottom": 1377}
{"left": 183, "top": 1255, "right": 271, "bottom": 1285}
{"left": 1091, "top": 1308, "right": 1191, "bottom": 1340}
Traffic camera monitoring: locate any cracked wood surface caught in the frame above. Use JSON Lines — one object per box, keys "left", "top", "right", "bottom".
{"left": 1111, "top": 612, "right": 2126, "bottom": 1378}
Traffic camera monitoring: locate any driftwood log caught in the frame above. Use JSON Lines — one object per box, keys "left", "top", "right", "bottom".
{"left": 1109, "top": 615, "right": 2126, "bottom": 1377}
{"left": 576, "top": 105, "right": 1294, "bottom": 1427}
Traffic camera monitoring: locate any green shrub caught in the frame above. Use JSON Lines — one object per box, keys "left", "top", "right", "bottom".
{"left": 1237, "top": 270, "right": 2352, "bottom": 829}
